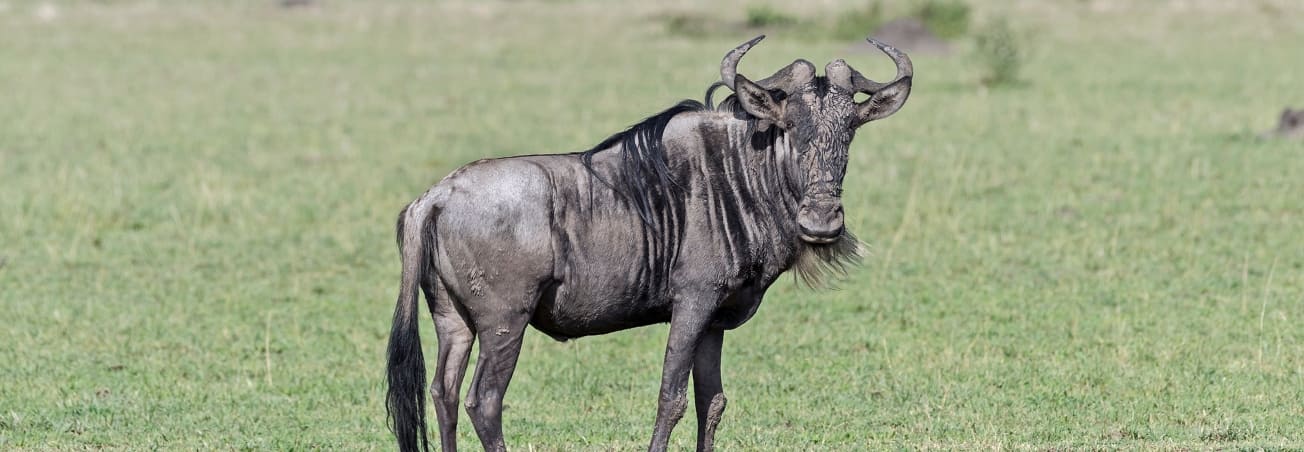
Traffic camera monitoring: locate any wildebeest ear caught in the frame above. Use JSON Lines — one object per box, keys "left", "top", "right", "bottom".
{"left": 854, "top": 77, "right": 911, "bottom": 127}
{"left": 734, "top": 74, "right": 784, "bottom": 124}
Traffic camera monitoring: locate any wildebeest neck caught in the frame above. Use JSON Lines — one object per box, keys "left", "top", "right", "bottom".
{"left": 574, "top": 106, "right": 858, "bottom": 286}
{"left": 698, "top": 113, "right": 861, "bottom": 285}
{"left": 579, "top": 100, "right": 709, "bottom": 229}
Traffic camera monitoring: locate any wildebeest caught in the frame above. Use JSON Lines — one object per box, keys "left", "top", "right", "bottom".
{"left": 387, "top": 35, "right": 913, "bottom": 451}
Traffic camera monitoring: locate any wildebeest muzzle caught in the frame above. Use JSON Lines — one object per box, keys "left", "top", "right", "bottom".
{"left": 797, "top": 193, "right": 844, "bottom": 244}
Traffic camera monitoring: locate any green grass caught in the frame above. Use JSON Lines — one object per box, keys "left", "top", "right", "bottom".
{"left": 916, "top": 0, "right": 970, "bottom": 39}
{"left": 973, "top": 16, "right": 1025, "bottom": 87}
{"left": 2, "top": 1, "right": 1303, "bottom": 449}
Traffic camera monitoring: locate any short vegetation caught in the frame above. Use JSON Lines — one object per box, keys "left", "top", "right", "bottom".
{"left": 916, "top": 0, "right": 971, "bottom": 39}
{"left": 831, "top": 1, "right": 886, "bottom": 40}
{"left": 744, "top": 4, "right": 798, "bottom": 28}
{"left": 974, "top": 16, "right": 1026, "bottom": 87}
{"left": 669, "top": 1, "right": 969, "bottom": 44}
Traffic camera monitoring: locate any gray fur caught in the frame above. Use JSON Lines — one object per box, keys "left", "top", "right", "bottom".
{"left": 386, "top": 35, "right": 913, "bottom": 452}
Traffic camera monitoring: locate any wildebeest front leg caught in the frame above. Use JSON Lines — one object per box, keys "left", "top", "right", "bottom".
{"left": 692, "top": 328, "right": 726, "bottom": 452}
{"left": 648, "top": 305, "right": 714, "bottom": 452}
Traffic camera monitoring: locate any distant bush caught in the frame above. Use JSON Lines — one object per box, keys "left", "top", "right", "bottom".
{"left": 831, "top": 1, "right": 884, "bottom": 40}
{"left": 916, "top": 0, "right": 970, "bottom": 39}
{"left": 662, "top": 6, "right": 800, "bottom": 40}
{"left": 664, "top": 13, "right": 712, "bottom": 38}
{"left": 745, "top": 4, "right": 797, "bottom": 28}
{"left": 973, "top": 17, "right": 1024, "bottom": 87}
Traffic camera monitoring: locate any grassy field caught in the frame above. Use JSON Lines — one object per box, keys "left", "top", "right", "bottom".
{"left": 2, "top": 0, "right": 1303, "bottom": 449}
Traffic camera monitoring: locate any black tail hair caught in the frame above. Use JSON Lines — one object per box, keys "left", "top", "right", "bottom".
{"left": 387, "top": 205, "right": 431, "bottom": 452}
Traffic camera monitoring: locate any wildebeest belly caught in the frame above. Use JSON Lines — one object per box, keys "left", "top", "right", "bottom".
{"left": 528, "top": 280, "right": 673, "bottom": 341}
{"left": 529, "top": 159, "right": 681, "bottom": 340}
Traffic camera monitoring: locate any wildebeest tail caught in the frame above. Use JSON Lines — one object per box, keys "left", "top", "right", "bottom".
{"left": 387, "top": 201, "right": 435, "bottom": 452}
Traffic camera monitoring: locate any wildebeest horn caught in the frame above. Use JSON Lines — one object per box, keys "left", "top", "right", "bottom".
{"left": 827, "top": 37, "right": 913, "bottom": 95}
{"left": 721, "top": 35, "right": 815, "bottom": 94}
{"left": 721, "top": 35, "right": 766, "bottom": 91}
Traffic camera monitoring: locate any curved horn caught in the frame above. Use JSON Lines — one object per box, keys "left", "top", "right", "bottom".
{"left": 849, "top": 37, "right": 914, "bottom": 94}
{"left": 721, "top": 35, "right": 766, "bottom": 91}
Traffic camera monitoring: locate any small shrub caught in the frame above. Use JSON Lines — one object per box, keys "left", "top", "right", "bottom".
{"left": 664, "top": 13, "right": 712, "bottom": 38}
{"left": 831, "top": 1, "right": 883, "bottom": 40}
{"left": 916, "top": 0, "right": 970, "bottom": 39}
{"left": 745, "top": 4, "right": 797, "bottom": 28}
{"left": 973, "top": 17, "right": 1024, "bottom": 87}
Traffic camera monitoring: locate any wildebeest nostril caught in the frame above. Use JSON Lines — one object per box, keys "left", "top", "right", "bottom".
{"left": 797, "top": 204, "right": 845, "bottom": 242}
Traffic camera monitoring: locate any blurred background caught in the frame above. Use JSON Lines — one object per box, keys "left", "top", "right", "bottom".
{"left": 1, "top": 0, "right": 1301, "bottom": 449}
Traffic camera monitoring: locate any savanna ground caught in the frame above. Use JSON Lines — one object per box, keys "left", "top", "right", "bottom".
{"left": 2, "top": 0, "right": 1303, "bottom": 449}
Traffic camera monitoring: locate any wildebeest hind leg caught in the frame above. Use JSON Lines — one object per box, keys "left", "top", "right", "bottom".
{"left": 463, "top": 309, "right": 532, "bottom": 452}
{"left": 425, "top": 278, "right": 474, "bottom": 452}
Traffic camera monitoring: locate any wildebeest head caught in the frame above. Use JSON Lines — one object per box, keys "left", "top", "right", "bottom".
{"left": 721, "top": 35, "right": 912, "bottom": 244}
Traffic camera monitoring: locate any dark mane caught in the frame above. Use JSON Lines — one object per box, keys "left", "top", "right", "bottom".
{"left": 706, "top": 83, "right": 787, "bottom": 152}
{"left": 580, "top": 99, "right": 707, "bottom": 227}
